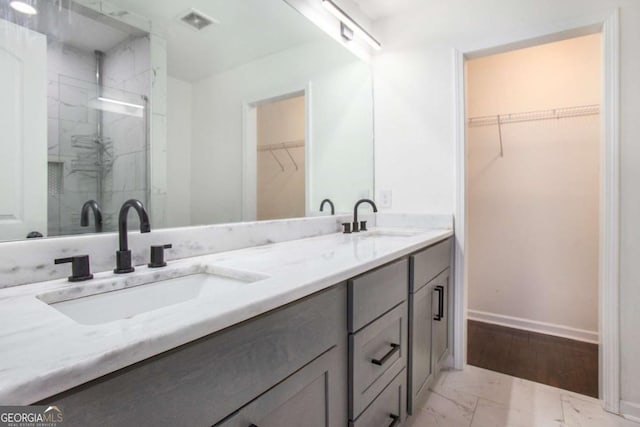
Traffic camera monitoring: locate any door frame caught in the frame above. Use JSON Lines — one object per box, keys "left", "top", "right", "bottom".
{"left": 241, "top": 83, "right": 312, "bottom": 221}
{"left": 452, "top": 10, "right": 620, "bottom": 412}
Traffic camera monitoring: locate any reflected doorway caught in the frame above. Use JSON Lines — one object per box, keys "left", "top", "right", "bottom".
{"left": 243, "top": 90, "right": 308, "bottom": 222}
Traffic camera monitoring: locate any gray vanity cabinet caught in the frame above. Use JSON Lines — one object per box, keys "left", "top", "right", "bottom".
{"left": 407, "top": 238, "right": 452, "bottom": 415}
{"left": 34, "top": 236, "right": 455, "bottom": 426}
{"left": 348, "top": 259, "right": 408, "bottom": 425}
{"left": 40, "top": 284, "right": 348, "bottom": 427}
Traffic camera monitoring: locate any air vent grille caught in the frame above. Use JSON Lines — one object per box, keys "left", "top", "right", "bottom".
{"left": 180, "top": 10, "right": 217, "bottom": 30}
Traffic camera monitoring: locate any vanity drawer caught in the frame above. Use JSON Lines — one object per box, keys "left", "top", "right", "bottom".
{"left": 349, "top": 369, "right": 406, "bottom": 427}
{"left": 349, "top": 302, "right": 407, "bottom": 419}
{"left": 410, "top": 238, "right": 452, "bottom": 293}
{"left": 348, "top": 258, "right": 408, "bottom": 332}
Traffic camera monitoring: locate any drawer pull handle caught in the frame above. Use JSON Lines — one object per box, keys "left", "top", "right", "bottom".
{"left": 434, "top": 286, "right": 444, "bottom": 321}
{"left": 388, "top": 414, "right": 401, "bottom": 427}
{"left": 372, "top": 343, "right": 400, "bottom": 366}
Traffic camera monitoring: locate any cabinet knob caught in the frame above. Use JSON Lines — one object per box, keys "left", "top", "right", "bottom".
{"left": 148, "top": 244, "right": 172, "bottom": 268}
{"left": 54, "top": 255, "right": 93, "bottom": 282}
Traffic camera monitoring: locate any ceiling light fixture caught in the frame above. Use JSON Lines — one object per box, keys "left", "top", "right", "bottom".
{"left": 322, "top": 0, "right": 381, "bottom": 50}
{"left": 10, "top": 0, "right": 38, "bottom": 15}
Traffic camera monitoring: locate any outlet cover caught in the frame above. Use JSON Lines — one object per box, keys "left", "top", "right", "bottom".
{"left": 378, "top": 190, "right": 392, "bottom": 208}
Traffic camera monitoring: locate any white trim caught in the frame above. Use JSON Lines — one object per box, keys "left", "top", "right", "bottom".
{"left": 241, "top": 104, "right": 257, "bottom": 221}
{"left": 467, "top": 310, "right": 599, "bottom": 344}
{"left": 452, "top": 9, "right": 620, "bottom": 412}
{"left": 620, "top": 401, "right": 640, "bottom": 423}
{"left": 453, "top": 48, "right": 467, "bottom": 371}
{"left": 599, "top": 10, "right": 621, "bottom": 415}
{"left": 241, "top": 83, "right": 313, "bottom": 220}
{"left": 304, "top": 83, "right": 313, "bottom": 216}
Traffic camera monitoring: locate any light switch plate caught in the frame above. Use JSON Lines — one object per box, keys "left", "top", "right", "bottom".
{"left": 378, "top": 190, "right": 392, "bottom": 208}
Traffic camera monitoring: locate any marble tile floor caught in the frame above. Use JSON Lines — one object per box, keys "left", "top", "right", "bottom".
{"left": 406, "top": 365, "right": 638, "bottom": 427}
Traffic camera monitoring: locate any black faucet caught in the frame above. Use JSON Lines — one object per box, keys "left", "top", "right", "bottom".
{"left": 320, "top": 199, "right": 335, "bottom": 215}
{"left": 80, "top": 200, "right": 103, "bottom": 233}
{"left": 352, "top": 198, "right": 378, "bottom": 232}
{"left": 114, "top": 199, "right": 150, "bottom": 274}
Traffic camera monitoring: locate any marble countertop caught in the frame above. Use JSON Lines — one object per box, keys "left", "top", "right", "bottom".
{"left": 0, "top": 227, "right": 452, "bottom": 404}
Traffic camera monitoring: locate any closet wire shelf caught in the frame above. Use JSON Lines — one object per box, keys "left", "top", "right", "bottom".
{"left": 467, "top": 104, "right": 600, "bottom": 127}
{"left": 467, "top": 104, "right": 600, "bottom": 157}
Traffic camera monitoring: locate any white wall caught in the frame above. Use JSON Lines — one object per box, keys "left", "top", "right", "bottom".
{"left": 190, "top": 39, "right": 373, "bottom": 225}
{"left": 166, "top": 76, "right": 192, "bottom": 227}
{"left": 371, "top": 0, "right": 640, "bottom": 411}
{"left": 466, "top": 35, "right": 600, "bottom": 337}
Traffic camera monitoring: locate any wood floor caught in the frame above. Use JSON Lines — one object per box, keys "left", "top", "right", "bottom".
{"left": 467, "top": 320, "right": 598, "bottom": 398}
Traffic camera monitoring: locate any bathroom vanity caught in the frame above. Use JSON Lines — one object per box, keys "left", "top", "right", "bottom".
{"left": 0, "top": 221, "right": 452, "bottom": 426}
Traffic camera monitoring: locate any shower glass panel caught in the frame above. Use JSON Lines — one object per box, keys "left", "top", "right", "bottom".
{"left": 48, "top": 75, "right": 148, "bottom": 236}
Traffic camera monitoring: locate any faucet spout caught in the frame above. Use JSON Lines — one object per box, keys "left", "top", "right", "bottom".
{"left": 320, "top": 199, "right": 335, "bottom": 215}
{"left": 353, "top": 198, "right": 378, "bottom": 232}
{"left": 80, "top": 200, "right": 103, "bottom": 232}
{"left": 118, "top": 199, "right": 150, "bottom": 251}
{"left": 114, "top": 199, "right": 150, "bottom": 274}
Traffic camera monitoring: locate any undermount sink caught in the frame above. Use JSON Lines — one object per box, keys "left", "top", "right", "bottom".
{"left": 39, "top": 267, "right": 268, "bottom": 325}
{"left": 356, "top": 229, "right": 420, "bottom": 238}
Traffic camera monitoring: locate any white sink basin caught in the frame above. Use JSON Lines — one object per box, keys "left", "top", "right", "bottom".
{"left": 356, "top": 230, "right": 420, "bottom": 238}
{"left": 41, "top": 268, "right": 267, "bottom": 325}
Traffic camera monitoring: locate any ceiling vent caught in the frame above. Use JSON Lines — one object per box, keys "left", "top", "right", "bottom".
{"left": 178, "top": 9, "right": 218, "bottom": 31}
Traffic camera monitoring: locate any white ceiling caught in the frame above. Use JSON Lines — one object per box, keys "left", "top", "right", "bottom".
{"left": 350, "top": 0, "right": 421, "bottom": 21}
{"left": 112, "top": 0, "right": 329, "bottom": 82}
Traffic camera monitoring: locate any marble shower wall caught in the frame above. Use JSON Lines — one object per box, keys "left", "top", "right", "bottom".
{"left": 46, "top": 41, "right": 101, "bottom": 237}
{"left": 101, "top": 36, "right": 151, "bottom": 230}
{"left": 51, "top": 0, "right": 167, "bottom": 231}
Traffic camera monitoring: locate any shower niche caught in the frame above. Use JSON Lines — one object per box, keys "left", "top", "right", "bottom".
{"left": 45, "top": 25, "right": 150, "bottom": 236}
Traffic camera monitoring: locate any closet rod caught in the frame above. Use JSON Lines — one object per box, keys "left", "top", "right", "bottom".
{"left": 467, "top": 104, "right": 600, "bottom": 127}
{"left": 257, "top": 139, "right": 304, "bottom": 171}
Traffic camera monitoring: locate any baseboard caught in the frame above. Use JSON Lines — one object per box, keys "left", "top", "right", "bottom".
{"left": 621, "top": 401, "right": 640, "bottom": 423}
{"left": 467, "top": 309, "right": 599, "bottom": 344}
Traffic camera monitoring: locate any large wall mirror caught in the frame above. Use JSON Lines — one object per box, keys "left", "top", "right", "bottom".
{"left": 0, "top": 0, "right": 374, "bottom": 242}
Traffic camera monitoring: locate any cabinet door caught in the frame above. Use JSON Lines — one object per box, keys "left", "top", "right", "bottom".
{"left": 408, "top": 281, "right": 434, "bottom": 414}
{"left": 432, "top": 269, "right": 450, "bottom": 369}
{"left": 217, "top": 346, "right": 344, "bottom": 427}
